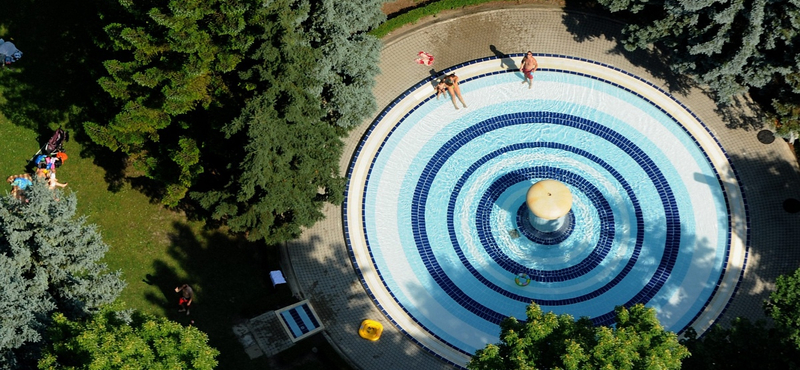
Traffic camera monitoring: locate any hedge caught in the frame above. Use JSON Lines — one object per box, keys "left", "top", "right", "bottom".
{"left": 371, "top": 0, "right": 507, "bottom": 38}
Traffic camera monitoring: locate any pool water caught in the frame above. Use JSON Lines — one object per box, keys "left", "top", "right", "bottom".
{"left": 345, "top": 56, "right": 747, "bottom": 367}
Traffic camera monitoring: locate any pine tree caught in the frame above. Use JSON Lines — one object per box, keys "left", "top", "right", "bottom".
{"left": 190, "top": 0, "right": 383, "bottom": 244}
{"left": 0, "top": 181, "right": 125, "bottom": 369}
{"left": 599, "top": 0, "right": 799, "bottom": 101}
{"left": 86, "top": 0, "right": 259, "bottom": 206}
{"left": 307, "top": 0, "right": 384, "bottom": 128}
{"left": 598, "top": 0, "right": 800, "bottom": 140}
{"left": 87, "top": 0, "right": 384, "bottom": 208}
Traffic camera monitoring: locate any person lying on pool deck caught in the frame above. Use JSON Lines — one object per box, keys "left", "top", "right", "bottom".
{"left": 435, "top": 73, "right": 467, "bottom": 109}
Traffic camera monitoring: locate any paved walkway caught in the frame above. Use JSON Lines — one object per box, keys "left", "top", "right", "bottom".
{"left": 283, "top": 6, "right": 800, "bottom": 370}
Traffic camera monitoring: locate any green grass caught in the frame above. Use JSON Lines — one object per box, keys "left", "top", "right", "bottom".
{"left": 0, "top": 0, "right": 539, "bottom": 367}
{"left": 0, "top": 0, "right": 357, "bottom": 366}
{"left": 2, "top": 9, "right": 297, "bottom": 363}
{"left": 0, "top": 100, "right": 290, "bottom": 369}
{"left": 371, "top": 0, "right": 514, "bottom": 38}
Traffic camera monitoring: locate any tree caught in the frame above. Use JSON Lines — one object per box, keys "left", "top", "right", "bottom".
{"left": 767, "top": 100, "right": 800, "bottom": 143}
{"left": 86, "top": 0, "right": 384, "bottom": 210}
{"left": 0, "top": 181, "right": 125, "bottom": 369}
{"left": 597, "top": 0, "right": 800, "bottom": 140}
{"left": 680, "top": 318, "right": 800, "bottom": 370}
{"left": 598, "top": 0, "right": 798, "bottom": 100}
{"left": 766, "top": 267, "right": 800, "bottom": 348}
{"left": 37, "top": 305, "right": 218, "bottom": 370}
{"left": 467, "top": 303, "right": 688, "bottom": 370}
{"left": 306, "top": 0, "right": 384, "bottom": 128}
{"left": 190, "top": 0, "right": 383, "bottom": 244}
{"left": 85, "top": 0, "right": 259, "bottom": 206}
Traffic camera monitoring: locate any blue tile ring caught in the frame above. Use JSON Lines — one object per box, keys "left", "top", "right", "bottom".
{"left": 344, "top": 55, "right": 748, "bottom": 368}
{"left": 515, "top": 272, "right": 531, "bottom": 287}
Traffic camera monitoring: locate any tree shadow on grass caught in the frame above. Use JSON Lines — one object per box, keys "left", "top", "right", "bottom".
{"left": 142, "top": 222, "right": 293, "bottom": 370}
{"left": 128, "top": 176, "right": 167, "bottom": 205}
{"left": 0, "top": 0, "right": 127, "bottom": 191}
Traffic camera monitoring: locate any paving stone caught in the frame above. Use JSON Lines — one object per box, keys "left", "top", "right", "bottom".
{"left": 282, "top": 6, "right": 800, "bottom": 369}
{"left": 247, "top": 311, "right": 296, "bottom": 358}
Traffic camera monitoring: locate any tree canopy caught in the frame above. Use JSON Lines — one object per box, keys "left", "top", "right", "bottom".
{"left": 597, "top": 0, "right": 800, "bottom": 140}
{"left": 84, "top": 0, "right": 260, "bottom": 206}
{"left": 467, "top": 303, "right": 688, "bottom": 370}
{"left": 190, "top": 0, "right": 383, "bottom": 243}
{"left": 0, "top": 181, "right": 125, "bottom": 369}
{"left": 37, "top": 305, "right": 218, "bottom": 370}
{"left": 766, "top": 266, "right": 800, "bottom": 348}
{"left": 85, "top": 0, "right": 384, "bottom": 243}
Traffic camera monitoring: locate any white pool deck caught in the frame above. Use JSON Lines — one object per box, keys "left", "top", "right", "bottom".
{"left": 282, "top": 6, "right": 800, "bottom": 370}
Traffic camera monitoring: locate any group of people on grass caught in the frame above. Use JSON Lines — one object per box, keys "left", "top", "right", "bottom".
{"left": 435, "top": 51, "right": 539, "bottom": 109}
{"left": 6, "top": 152, "right": 68, "bottom": 202}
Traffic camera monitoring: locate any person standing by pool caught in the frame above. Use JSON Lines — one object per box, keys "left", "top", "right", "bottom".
{"left": 520, "top": 51, "right": 538, "bottom": 89}
{"left": 435, "top": 73, "right": 467, "bottom": 109}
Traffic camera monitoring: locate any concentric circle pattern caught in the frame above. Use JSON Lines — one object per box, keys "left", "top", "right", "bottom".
{"left": 344, "top": 56, "right": 747, "bottom": 367}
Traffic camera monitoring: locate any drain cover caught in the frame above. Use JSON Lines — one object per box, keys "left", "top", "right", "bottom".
{"left": 757, "top": 130, "right": 775, "bottom": 144}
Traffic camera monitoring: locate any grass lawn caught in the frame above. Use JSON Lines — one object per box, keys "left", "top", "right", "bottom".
{"left": 0, "top": 93, "right": 296, "bottom": 369}
{"left": 0, "top": 0, "right": 500, "bottom": 367}
{"left": 0, "top": 0, "right": 357, "bottom": 364}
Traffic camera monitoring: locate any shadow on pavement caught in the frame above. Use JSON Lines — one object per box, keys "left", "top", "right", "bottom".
{"left": 561, "top": 1, "right": 695, "bottom": 97}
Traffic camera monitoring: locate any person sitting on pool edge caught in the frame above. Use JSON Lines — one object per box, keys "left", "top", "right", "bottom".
{"left": 435, "top": 73, "right": 467, "bottom": 109}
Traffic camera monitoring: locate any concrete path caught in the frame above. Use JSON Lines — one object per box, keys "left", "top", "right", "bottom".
{"left": 283, "top": 6, "right": 800, "bottom": 370}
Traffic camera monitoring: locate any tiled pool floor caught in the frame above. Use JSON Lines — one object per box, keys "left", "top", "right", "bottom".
{"left": 284, "top": 6, "right": 800, "bottom": 370}
{"left": 344, "top": 57, "right": 745, "bottom": 366}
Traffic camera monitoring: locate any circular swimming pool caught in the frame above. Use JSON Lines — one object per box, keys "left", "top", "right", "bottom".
{"left": 344, "top": 55, "right": 747, "bottom": 367}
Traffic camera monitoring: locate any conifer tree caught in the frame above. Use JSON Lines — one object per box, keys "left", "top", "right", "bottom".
{"left": 85, "top": 0, "right": 258, "bottom": 206}
{"left": 191, "top": 0, "right": 384, "bottom": 244}
{"left": 597, "top": 0, "right": 800, "bottom": 140}
{"left": 0, "top": 181, "right": 125, "bottom": 369}
{"left": 599, "top": 0, "right": 799, "bottom": 101}
{"left": 87, "top": 0, "right": 384, "bottom": 209}
{"left": 307, "top": 0, "right": 384, "bottom": 128}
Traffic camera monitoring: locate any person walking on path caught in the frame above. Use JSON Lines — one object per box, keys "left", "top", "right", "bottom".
{"left": 435, "top": 73, "right": 467, "bottom": 109}
{"left": 175, "top": 284, "right": 194, "bottom": 315}
{"left": 520, "top": 51, "right": 538, "bottom": 89}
